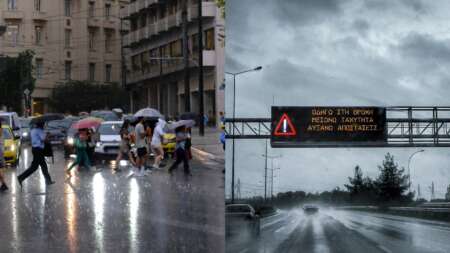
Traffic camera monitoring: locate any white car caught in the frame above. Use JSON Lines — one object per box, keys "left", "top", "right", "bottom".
{"left": 94, "top": 121, "right": 123, "bottom": 157}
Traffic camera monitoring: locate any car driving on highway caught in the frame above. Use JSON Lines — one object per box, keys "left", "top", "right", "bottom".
{"left": 303, "top": 204, "right": 319, "bottom": 214}
{"left": 226, "top": 204, "right": 260, "bottom": 238}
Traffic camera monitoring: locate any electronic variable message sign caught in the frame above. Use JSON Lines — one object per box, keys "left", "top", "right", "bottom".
{"left": 271, "top": 106, "right": 387, "bottom": 147}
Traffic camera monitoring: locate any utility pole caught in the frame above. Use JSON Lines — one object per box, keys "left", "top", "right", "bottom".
{"left": 198, "top": 0, "right": 204, "bottom": 136}
{"left": 182, "top": 0, "right": 190, "bottom": 112}
{"left": 261, "top": 139, "right": 282, "bottom": 202}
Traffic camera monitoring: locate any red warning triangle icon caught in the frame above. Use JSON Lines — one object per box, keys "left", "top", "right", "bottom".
{"left": 274, "top": 113, "right": 297, "bottom": 136}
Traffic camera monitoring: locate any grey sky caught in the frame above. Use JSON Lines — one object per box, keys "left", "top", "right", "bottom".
{"left": 224, "top": 0, "right": 450, "bottom": 199}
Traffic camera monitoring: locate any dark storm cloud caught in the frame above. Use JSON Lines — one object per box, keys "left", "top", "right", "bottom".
{"left": 364, "top": 0, "right": 427, "bottom": 13}
{"left": 271, "top": 0, "right": 343, "bottom": 27}
{"left": 352, "top": 19, "right": 370, "bottom": 37}
{"left": 396, "top": 33, "right": 450, "bottom": 64}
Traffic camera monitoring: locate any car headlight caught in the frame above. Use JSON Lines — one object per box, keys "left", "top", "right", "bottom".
{"left": 22, "top": 132, "right": 28, "bottom": 137}
{"left": 96, "top": 142, "right": 102, "bottom": 147}
{"left": 67, "top": 137, "right": 74, "bottom": 145}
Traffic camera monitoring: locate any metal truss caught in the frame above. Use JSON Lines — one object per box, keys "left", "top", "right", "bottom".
{"left": 225, "top": 107, "right": 450, "bottom": 147}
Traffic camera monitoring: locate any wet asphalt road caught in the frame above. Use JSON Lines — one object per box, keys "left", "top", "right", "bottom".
{"left": 0, "top": 146, "right": 224, "bottom": 253}
{"left": 227, "top": 207, "right": 450, "bottom": 253}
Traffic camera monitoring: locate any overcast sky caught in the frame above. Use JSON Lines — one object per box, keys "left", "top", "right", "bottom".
{"left": 224, "top": 0, "right": 450, "bottom": 199}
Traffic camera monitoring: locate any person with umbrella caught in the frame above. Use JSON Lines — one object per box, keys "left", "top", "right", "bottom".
{"left": 168, "top": 120, "right": 195, "bottom": 175}
{"left": 0, "top": 120, "right": 9, "bottom": 191}
{"left": 17, "top": 120, "right": 55, "bottom": 187}
{"left": 151, "top": 118, "right": 167, "bottom": 169}
{"left": 114, "top": 119, "right": 136, "bottom": 170}
{"left": 66, "top": 129, "right": 92, "bottom": 174}
{"left": 134, "top": 117, "right": 147, "bottom": 176}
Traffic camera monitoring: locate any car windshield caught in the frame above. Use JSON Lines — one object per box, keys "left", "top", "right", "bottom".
{"left": 226, "top": 205, "right": 251, "bottom": 213}
{"left": 2, "top": 128, "right": 13, "bottom": 139}
{"left": 98, "top": 123, "right": 122, "bottom": 135}
{"left": 47, "top": 120, "right": 71, "bottom": 129}
{"left": 0, "top": 115, "right": 11, "bottom": 127}
{"left": 20, "top": 119, "right": 30, "bottom": 128}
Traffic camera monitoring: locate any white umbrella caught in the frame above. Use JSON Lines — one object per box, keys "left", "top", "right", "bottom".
{"left": 134, "top": 108, "right": 163, "bottom": 118}
{"left": 168, "top": 120, "right": 196, "bottom": 130}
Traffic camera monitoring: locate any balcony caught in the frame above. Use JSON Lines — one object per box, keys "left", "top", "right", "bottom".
{"left": 130, "top": 31, "right": 138, "bottom": 44}
{"left": 147, "top": 23, "right": 157, "bottom": 39}
{"left": 188, "top": 2, "right": 216, "bottom": 21}
{"left": 138, "top": 27, "right": 146, "bottom": 41}
{"left": 2, "top": 10, "right": 24, "bottom": 20}
{"left": 103, "top": 18, "right": 116, "bottom": 30}
{"left": 128, "top": 1, "right": 139, "bottom": 16}
{"left": 32, "top": 11, "right": 47, "bottom": 21}
{"left": 156, "top": 18, "right": 168, "bottom": 33}
{"left": 119, "top": 6, "right": 129, "bottom": 19}
{"left": 123, "top": 33, "right": 131, "bottom": 47}
{"left": 87, "top": 17, "right": 101, "bottom": 27}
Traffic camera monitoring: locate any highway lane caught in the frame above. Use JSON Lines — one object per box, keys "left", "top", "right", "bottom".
{"left": 226, "top": 207, "right": 450, "bottom": 253}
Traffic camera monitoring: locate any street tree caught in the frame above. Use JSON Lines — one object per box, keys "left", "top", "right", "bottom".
{"left": 345, "top": 165, "right": 376, "bottom": 204}
{"left": 375, "top": 153, "right": 413, "bottom": 205}
{"left": 0, "top": 50, "right": 35, "bottom": 113}
{"left": 49, "top": 81, "right": 129, "bottom": 114}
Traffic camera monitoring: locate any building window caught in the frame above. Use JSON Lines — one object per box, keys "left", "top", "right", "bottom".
{"left": 6, "top": 25, "right": 19, "bottom": 47}
{"left": 105, "top": 64, "right": 112, "bottom": 82}
{"left": 7, "top": 0, "right": 17, "bottom": 10}
{"left": 35, "top": 26, "right": 43, "bottom": 45}
{"left": 89, "top": 63, "right": 96, "bottom": 82}
{"left": 105, "top": 31, "right": 113, "bottom": 52}
{"left": 105, "top": 4, "right": 111, "bottom": 19}
{"left": 131, "top": 55, "right": 140, "bottom": 71}
{"left": 89, "top": 2, "right": 95, "bottom": 18}
{"left": 204, "top": 28, "right": 215, "bottom": 50}
{"left": 35, "top": 59, "right": 43, "bottom": 79}
{"left": 64, "top": 0, "right": 71, "bottom": 17}
{"left": 89, "top": 29, "right": 95, "bottom": 50}
{"left": 65, "top": 29, "right": 71, "bottom": 48}
{"left": 65, "top": 61, "right": 72, "bottom": 80}
{"left": 34, "top": 0, "right": 41, "bottom": 11}
{"left": 140, "top": 15, "right": 147, "bottom": 29}
{"left": 170, "top": 40, "right": 182, "bottom": 57}
{"left": 149, "top": 48, "right": 158, "bottom": 67}
{"left": 191, "top": 33, "right": 199, "bottom": 53}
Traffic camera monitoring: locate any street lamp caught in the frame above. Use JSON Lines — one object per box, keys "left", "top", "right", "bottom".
{"left": 408, "top": 149, "right": 424, "bottom": 192}
{"left": 225, "top": 66, "right": 263, "bottom": 203}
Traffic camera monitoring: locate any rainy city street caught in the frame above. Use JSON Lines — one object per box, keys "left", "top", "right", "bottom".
{"left": 227, "top": 208, "right": 450, "bottom": 253}
{"left": 0, "top": 146, "right": 225, "bottom": 253}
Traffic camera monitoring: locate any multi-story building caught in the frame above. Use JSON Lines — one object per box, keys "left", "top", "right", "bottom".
{"left": 0, "top": 0, "right": 129, "bottom": 114}
{"left": 121, "top": 0, "right": 224, "bottom": 124}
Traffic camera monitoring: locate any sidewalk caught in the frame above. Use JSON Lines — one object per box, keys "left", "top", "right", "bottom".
{"left": 190, "top": 126, "right": 225, "bottom": 164}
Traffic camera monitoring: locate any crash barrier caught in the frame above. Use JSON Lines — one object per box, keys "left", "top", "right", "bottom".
{"left": 338, "top": 206, "right": 450, "bottom": 222}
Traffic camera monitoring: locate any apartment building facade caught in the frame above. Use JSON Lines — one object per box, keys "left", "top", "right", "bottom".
{"left": 121, "top": 0, "right": 224, "bottom": 123}
{"left": 0, "top": 0, "right": 129, "bottom": 114}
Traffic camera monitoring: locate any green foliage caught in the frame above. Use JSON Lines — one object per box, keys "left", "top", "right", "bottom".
{"left": 216, "top": 0, "right": 225, "bottom": 18}
{"left": 49, "top": 80, "right": 129, "bottom": 114}
{"left": 375, "top": 153, "right": 413, "bottom": 204}
{"left": 0, "top": 50, "right": 35, "bottom": 113}
{"left": 345, "top": 166, "right": 377, "bottom": 204}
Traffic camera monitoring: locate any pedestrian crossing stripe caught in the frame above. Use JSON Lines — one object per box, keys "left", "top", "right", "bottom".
{"left": 274, "top": 113, "right": 297, "bottom": 136}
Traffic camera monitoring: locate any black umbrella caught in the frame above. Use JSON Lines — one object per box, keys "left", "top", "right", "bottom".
{"left": 30, "top": 113, "right": 65, "bottom": 125}
{"left": 179, "top": 112, "right": 198, "bottom": 120}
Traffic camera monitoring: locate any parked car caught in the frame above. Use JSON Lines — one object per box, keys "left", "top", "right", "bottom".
{"left": 91, "top": 110, "right": 120, "bottom": 121}
{"left": 0, "top": 112, "right": 22, "bottom": 140}
{"left": 303, "top": 204, "right": 319, "bottom": 214}
{"left": 19, "top": 117, "right": 31, "bottom": 142}
{"left": 94, "top": 121, "right": 123, "bottom": 160}
{"left": 45, "top": 119, "right": 73, "bottom": 145}
{"left": 226, "top": 204, "right": 260, "bottom": 238}
{"left": 2, "top": 125, "right": 20, "bottom": 166}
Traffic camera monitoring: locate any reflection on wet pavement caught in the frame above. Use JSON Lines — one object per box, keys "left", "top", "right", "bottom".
{"left": 0, "top": 146, "right": 225, "bottom": 253}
